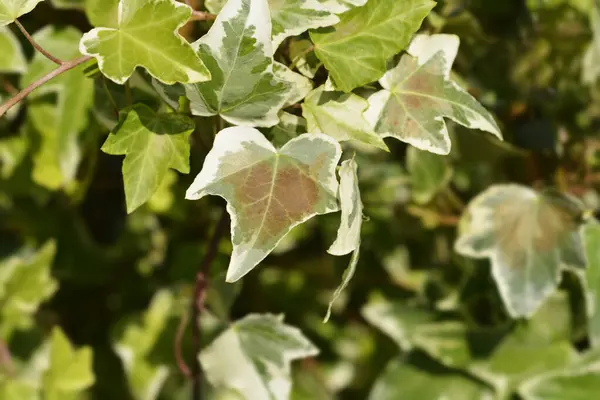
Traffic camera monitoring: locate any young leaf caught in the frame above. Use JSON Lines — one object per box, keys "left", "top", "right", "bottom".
{"left": 200, "top": 314, "right": 319, "bottom": 400}
{"left": 365, "top": 51, "right": 501, "bottom": 155}
{"left": 79, "top": 0, "right": 210, "bottom": 84}
{"left": 302, "top": 85, "right": 389, "bottom": 151}
{"left": 406, "top": 146, "right": 453, "bottom": 204}
{"left": 325, "top": 159, "right": 363, "bottom": 322}
{"left": 269, "top": 0, "right": 338, "bottom": 50}
{"left": 180, "top": 0, "right": 292, "bottom": 127}
{"left": 455, "top": 185, "right": 586, "bottom": 318}
{"left": 114, "top": 290, "right": 174, "bottom": 400}
{"left": 310, "top": 0, "right": 435, "bottom": 92}
{"left": 102, "top": 104, "right": 195, "bottom": 214}
{"left": 0, "top": 0, "right": 44, "bottom": 26}
{"left": 0, "top": 241, "right": 57, "bottom": 340}
{"left": 185, "top": 126, "right": 341, "bottom": 282}
{"left": 0, "top": 26, "right": 26, "bottom": 73}
{"left": 583, "top": 221, "right": 600, "bottom": 347}
{"left": 43, "top": 327, "right": 95, "bottom": 400}
{"left": 21, "top": 26, "right": 93, "bottom": 190}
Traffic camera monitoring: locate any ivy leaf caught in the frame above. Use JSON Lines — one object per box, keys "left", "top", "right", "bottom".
{"left": 310, "top": 0, "right": 435, "bottom": 92}
{"left": 200, "top": 314, "right": 319, "bottom": 400}
{"left": 0, "top": 26, "right": 26, "bottom": 73}
{"left": 455, "top": 185, "right": 586, "bottom": 318}
{"left": 406, "top": 146, "right": 453, "bottom": 204}
{"left": 365, "top": 50, "right": 501, "bottom": 155}
{"left": 0, "top": 0, "right": 44, "bottom": 26}
{"left": 325, "top": 159, "right": 363, "bottom": 322}
{"left": 102, "top": 104, "right": 194, "bottom": 214}
{"left": 79, "top": 0, "right": 210, "bottom": 84}
{"left": 0, "top": 135, "right": 28, "bottom": 178}
{"left": 0, "top": 241, "right": 57, "bottom": 340}
{"left": 268, "top": 111, "right": 307, "bottom": 147}
{"left": 114, "top": 290, "right": 174, "bottom": 400}
{"left": 582, "top": 5, "right": 600, "bottom": 84}
{"left": 180, "top": 0, "right": 292, "bottom": 127}
{"left": 302, "top": 85, "right": 389, "bottom": 151}
{"left": 319, "top": 0, "right": 367, "bottom": 14}
{"left": 270, "top": 0, "right": 338, "bottom": 50}
{"left": 43, "top": 327, "right": 95, "bottom": 400}
{"left": 21, "top": 26, "right": 93, "bottom": 190}
{"left": 289, "top": 38, "right": 321, "bottom": 79}
{"left": 205, "top": 0, "right": 226, "bottom": 14}
{"left": 583, "top": 221, "right": 600, "bottom": 347}
{"left": 273, "top": 62, "right": 312, "bottom": 107}
{"left": 84, "top": 0, "right": 118, "bottom": 27}
{"left": 185, "top": 126, "right": 341, "bottom": 282}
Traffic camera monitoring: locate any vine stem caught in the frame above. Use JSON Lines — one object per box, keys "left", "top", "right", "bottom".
{"left": 191, "top": 10, "right": 217, "bottom": 21}
{"left": 0, "top": 55, "right": 92, "bottom": 118}
{"left": 14, "top": 19, "right": 63, "bottom": 65}
{"left": 191, "top": 209, "right": 229, "bottom": 400}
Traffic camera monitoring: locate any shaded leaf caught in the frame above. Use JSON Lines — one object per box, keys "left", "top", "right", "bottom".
{"left": 406, "top": 146, "right": 453, "bottom": 204}
{"left": 0, "top": 135, "right": 28, "bottom": 178}
{"left": 268, "top": 111, "right": 307, "bottom": 147}
{"left": 0, "top": 26, "right": 26, "bottom": 73}
{"left": 455, "top": 185, "right": 586, "bottom": 317}
{"left": 79, "top": 0, "right": 210, "bottom": 84}
{"left": 0, "top": 241, "right": 57, "bottom": 340}
{"left": 0, "top": 0, "right": 44, "bottom": 26}
{"left": 302, "top": 85, "right": 388, "bottom": 150}
{"left": 102, "top": 104, "right": 194, "bottom": 213}
{"left": 273, "top": 61, "right": 313, "bottom": 107}
{"left": 289, "top": 38, "right": 320, "bottom": 79}
{"left": 180, "top": 0, "right": 292, "bottom": 127}
{"left": 21, "top": 26, "right": 93, "bottom": 190}
{"left": 583, "top": 221, "right": 600, "bottom": 347}
{"left": 200, "top": 314, "right": 318, "bottom": 400}
{"left": 185, "top": 126, "right": 341, "bottom": 282}
{"left": 366, "top": 38, "right": 501, "bottom": 155}
{"left": 310, "top": 0, "right": 435, "bottom": 92}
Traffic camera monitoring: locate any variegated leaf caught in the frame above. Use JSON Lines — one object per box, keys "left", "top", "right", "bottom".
{"left": 185, "top": 126, "right": 341, "bottom": 282}
{"left": 0, "top": 0, "right": 44, "bottom": 26}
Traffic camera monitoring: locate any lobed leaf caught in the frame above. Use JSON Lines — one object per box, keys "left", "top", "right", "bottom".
{"left": 185, "top": 126, "right": 341, "bottom": 282}
{"left": 302, "top": 85, "right": 389, "bottom": 150}
{"left": 0, "top": 0, "right": 44, "bottom": 26}
{"left": 310, "top": 0, "right": 435, "bottom": 92}
{"left": 102, "top": 104, "right": 195, "bottom": 214}
{"left": 455, "top": 185, "right": 586, "bottom": 318}
{"left": 200, "top": 314, "right": 319, "bottom": 400}
{"left": 79, "top": 0, "right": 210, "bottom": 84}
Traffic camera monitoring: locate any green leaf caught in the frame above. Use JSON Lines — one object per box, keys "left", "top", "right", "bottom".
{"left": 583, "top": 6, "right": 600, "bottom": 84}
{"left": 79, "top": 0, "right": 210, "bottom": 84}
{"left": 0, "top": 241, "right": 57, "bottom": 340}
{"left": 269, "top": 0, "right": 338, "bottom": 50}
{"left": 369, "top": 355, "right": 493, "bottom": 400}
{"left": 102, "top": 104, "right": 194, "bottom": 214}
{"left": 268, "top": 111, "right": 307, "bottom": 147}
{"left": 583, "top": 221, "right": 600, "bottom": 347}
{"left": 406, "top": 146, "right": 453, "bottom": 204}
{"left": 21, "top": 26, "right": 94, "bottom": 190}
{"left": 289, "top": 38, "right": 320, "bottom": 79}
{"left": 84, "top": 0, "right": 118, "bottom": 27}
{"left": 43, "top": 327, "right": 95, "bottom": 400}
{"left": 205, "top": 0, "right": 226, "bottom": 14}
{"left": 302, "top": 85, "right": 389, "bottom": 151}
{"left": 455, "top": 184, "right": 586, "bottom": 318}
{"left": 0, "top": 26, "right": 26, "bottom": 73}
{"left": 200, "top": 314, "right": 319, "bottom": 400}
{"left": 325, "top": 159, "right": 362, "bottom": 322}
{"left": 180, "top": 0, "right": 292, "bottom": 127}
{"left": 0, "top": 135, "right": 28, "bottom": 178}
{"left": 366, "top": 36, "right": 501, "bottom": 155}
{"left": 50, "top": 0, "right": 84, "bottom": 9}
{"left": 0, "top": 0, "right": 45, "bottom": 26}
{"left": 114, "top": 290, "right": 174, "bottom": 400}
{"left": 185, "top": 126, "right": 341, "bottom": 282}
{"left": 310, "top": 0, "right": 435, "bottom": 92}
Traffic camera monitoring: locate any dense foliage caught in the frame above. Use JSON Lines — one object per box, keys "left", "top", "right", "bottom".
{"left": 2, "top": 0, "right": 600, "bottom": 399}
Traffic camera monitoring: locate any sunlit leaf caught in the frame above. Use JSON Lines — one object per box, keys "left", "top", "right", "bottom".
{"left": 325, "top": 159, "right": 362, "bottom": 322}
{"left": 43, "top": 327, "right": 95, "bottom": 400}
{"left": 205, "top": 0, "right": 227, "bottom": 14}
{"left": 21, "top": 26, "right": 93, "bottom": 190}
{"left": 302, "top": 85, "right": 389, "bottom": 150}
{"left": 310, "top": 0, "right": 435, "bottom": 92}
{"left": 406, "top": 146, "right": 453, "bottom": 204}
{"left": 0, "top": 0, "right": 44, "bottom": 26}
{"left": 84, "top": 0, "right": 118, "bottom": 27}
{"left": 0, "top": 241, "right": 57, "bottom": 340}
{"left": 319, "top": 0, "right": 367, "bottom": 14}
{"left": 114, "top": 290, "right": 174, "bottom": 400}
{"left": 365, "top": 37, "right": 501, "bottom": 155}
{"left": 178, "top": 0, "right": 292, "bottom": 127}
{"left": 185, "top": 126, "right": 341, "bottom": 282}
{"left": 0, "top": 26, "right": 26, "bottom": 73}
{"left": 102, "top": 104, "right": 194, "bottom": 214}
{"left": 79, "top": 0, "right": 210, "bottom": 84}
{"left": 455, "top": 185, "right": 586, "bottom": 318}
{"left": 200, "top": 314, "right": 318, "bottom": 400}
{"left": 583, "top": 221, "right": 600, "bottom": 347}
